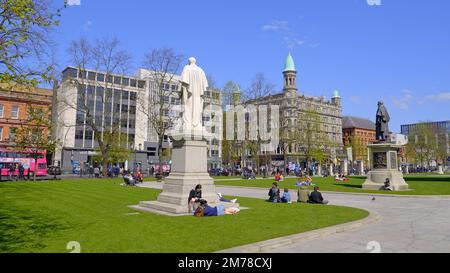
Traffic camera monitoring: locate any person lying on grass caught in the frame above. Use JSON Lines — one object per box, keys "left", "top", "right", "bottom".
{"left": 217, "top": 193, "right": 237, "bottom": 203}
{"left": 335, "top": 173, "right": 349, "bottom": 182}
{"left": 194, "top": 199, "right": 240, "bottom": 217}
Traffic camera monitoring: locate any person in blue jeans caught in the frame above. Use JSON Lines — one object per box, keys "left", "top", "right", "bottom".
{"left": 193, "top": 200, "right": 235, "bottom": 217}
{"left": 217, "top": 193, "right": 237, "bottom": 203}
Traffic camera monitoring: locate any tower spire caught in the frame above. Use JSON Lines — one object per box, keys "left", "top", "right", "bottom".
{"left": 283, "top": 52, "right": 297, "bottom": 93}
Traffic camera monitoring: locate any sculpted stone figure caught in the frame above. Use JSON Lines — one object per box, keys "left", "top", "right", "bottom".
{"left": 179, "top": 57, "right": 208, "bottom": 134}
{"left": 376, "top": 101, "right": 390, "bottom": 142}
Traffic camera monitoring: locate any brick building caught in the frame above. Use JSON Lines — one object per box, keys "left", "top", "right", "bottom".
{"left": 342, "top": 116, "right": 376, "bottom": 163}
{"left": 0, "top": 83, "right": 53, "bottom": 148}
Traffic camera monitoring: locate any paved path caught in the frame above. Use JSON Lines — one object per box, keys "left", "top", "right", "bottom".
{"left": 139, "top": 182, "right": 450, "bottom": 253}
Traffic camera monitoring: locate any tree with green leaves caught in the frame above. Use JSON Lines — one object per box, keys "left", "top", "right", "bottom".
{"left": 344, "top": 134, "right": 368, "bottom": 164}
{"left": 15, "top": 104, "right": 58, "bottom": 181}
{"left": 404, "top": 140, "right": 417, "bottom": 169}
{"left": 293, "top": 104, "right": 336, "bottom": 173}
{"left": 92, "top": 131, "right": 131, "bottom": 171}
{"left": 408, "top": 123, "right": 437, "bottom": 168}
{"left": 0, "top": 0, "right": 62, "bottom": 87}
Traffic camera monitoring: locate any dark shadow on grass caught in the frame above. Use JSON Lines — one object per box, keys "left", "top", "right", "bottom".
{"left": 349, "top": 176, "right": 367, "bottom": 181}
{"left": 0, "top": 206, "right": 70, "bottom": 252}
{"left": 332, "top": 183, "right": 363, "bottom": 189}
{"left": 404, "top": 176, "right": 450, "bottom": 182}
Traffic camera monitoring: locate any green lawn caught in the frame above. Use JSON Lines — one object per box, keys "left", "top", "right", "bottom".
{"left": 0, "top": 179, "right": 368, "bottom": 253}
{"left": 215, "top": 175, "right": 450, "bottom": 195}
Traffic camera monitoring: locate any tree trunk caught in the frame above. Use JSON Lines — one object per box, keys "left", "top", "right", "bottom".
{"left": 34, "top": 153, "right": 37, "bottom": 182}
{"left": 102, "top": 159, "right": 108, "bottom": 177}
{"left": 158, "top": 139, "right": 163, "bottom": 181}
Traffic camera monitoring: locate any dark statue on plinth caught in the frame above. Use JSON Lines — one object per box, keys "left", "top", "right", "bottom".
{"left": 375, "top": 101, "right": 390, "bottom": 142}
{"left": 363, "top": 100, "right": 409, "bottom": 191}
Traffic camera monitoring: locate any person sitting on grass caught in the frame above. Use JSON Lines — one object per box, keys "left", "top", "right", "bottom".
{"left": 267, "top": 182, "right": 281, "bottom": 203}
{"left": 297, "top": 186, "right": 310, "bottom": 203}
{"left": 123, "top": 173, "right": 136, "bottom": 186}
{"left": 133, "top": 171, "right": 143, "bottom": 183}
{"left": 281, "top": 188, "right": 292, "bottom": 203}
{"left": 308, "top": 186, "right": 329, "bottom": 204}
{"left": 188, "top": 184, "right": 203, "bottom": 213}
{"left": 302, "top": 176, "right": 313, "bottom": 186}
{"left": 274, "top": 172, "right": 281, "bottom": 182}
{"left": 384, "top": 178, "right": 393, "bottom": 191}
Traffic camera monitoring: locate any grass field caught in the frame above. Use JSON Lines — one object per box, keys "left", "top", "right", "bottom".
{"left": 0, "top": 179, "right": 368, "bottom": 253}
{"left": 214, "top": 175, "right": 450, "bottom": 195}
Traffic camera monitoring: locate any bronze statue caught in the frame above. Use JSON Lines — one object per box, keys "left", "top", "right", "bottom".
{"left": 376, "top": 101, "right": 390, "bottom": 142}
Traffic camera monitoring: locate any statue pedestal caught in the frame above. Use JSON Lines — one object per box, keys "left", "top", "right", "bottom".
{"left": 363, "top": 142, "right": 409, "bottom": 191}
{"left": 137, "top": 137, "right": 239, "bottom": 215}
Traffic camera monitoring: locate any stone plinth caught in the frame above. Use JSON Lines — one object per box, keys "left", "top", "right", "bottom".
{"left": 137, "top": 137, "right": 239, "bottom": 214}
{"left": 363, "top": 142, "right": 409, "bottom": 191}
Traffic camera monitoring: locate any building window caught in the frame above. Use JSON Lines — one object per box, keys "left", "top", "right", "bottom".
{"left": 96, "top": 73, "right": 105, "bottom": 82}
{"left": 88, "top": 71, "right": 96, "bottom": 80}
{"left": 0, "top": 104, "right": 3, "bottom": 118}
{"left": 75, "top": 129, "right": 83, "bottom": 139}
{"left": 9, "top": 127, "right": 17, "bottom": 142}
{"left": 138, "top": 80, "right": 146, "bottom": 89}
{"left": 84, "top": 130, "right": 93, "bottom": 140}
{"left": 0, "top": 127, "right": 2, "bottom": 141}
{"left": 130, "top": 92, "right": 137, "bottom": 101}
{"left": 122, "top": 91, "right": 129, "bottom": 101}
{"left": 11, "top": 106, "right": 19, "bottom": 119}
{"left": 129, "top": 105, "right": 136, "bottom": 115}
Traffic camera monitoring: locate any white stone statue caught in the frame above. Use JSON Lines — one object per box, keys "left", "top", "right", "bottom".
{"left": 179, "top": 57, "right": 208, "bottom": 135}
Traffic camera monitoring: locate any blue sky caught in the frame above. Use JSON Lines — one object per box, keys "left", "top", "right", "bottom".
{"left": 53, "top": 0, "right": 450, "bottom": 132}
